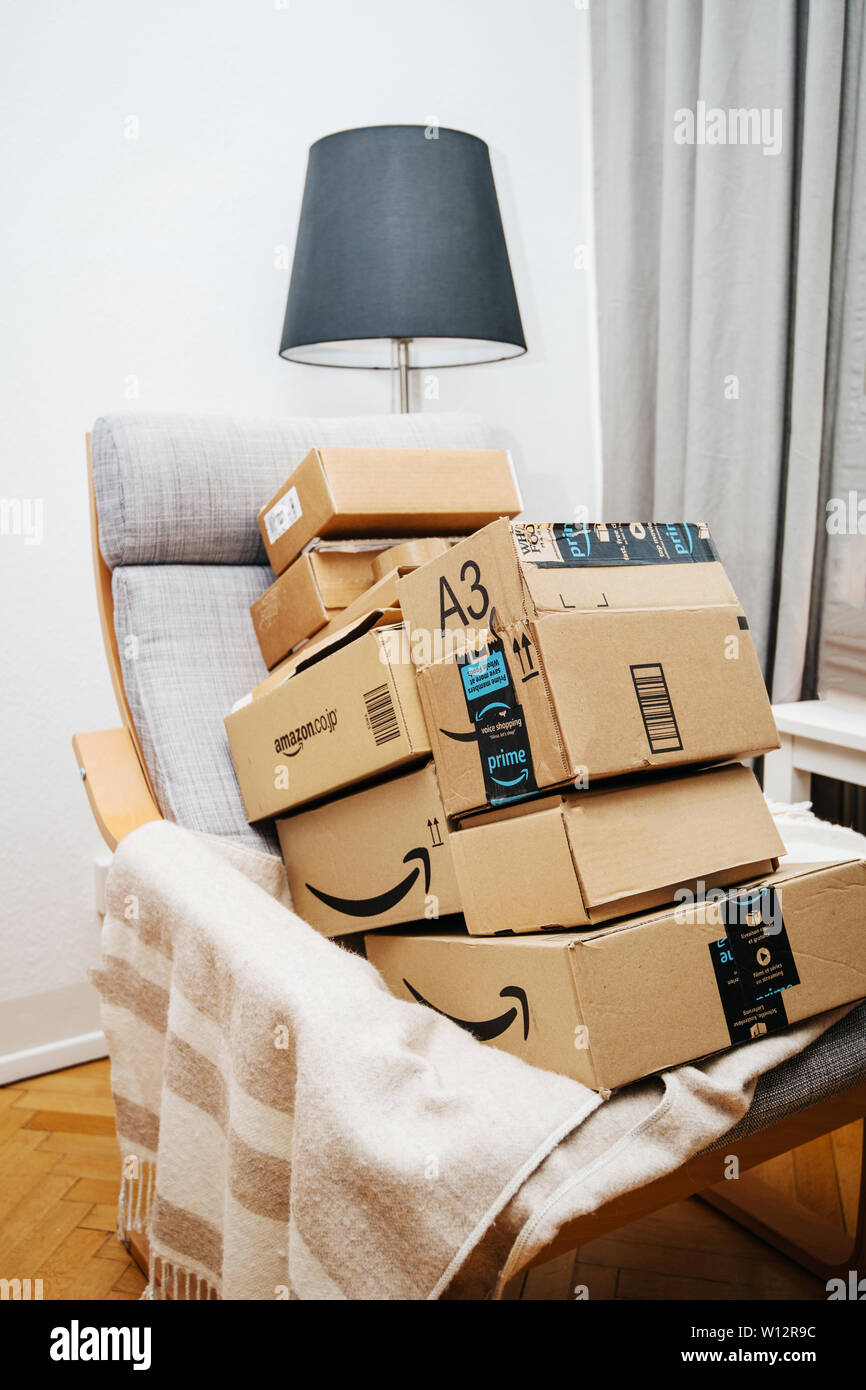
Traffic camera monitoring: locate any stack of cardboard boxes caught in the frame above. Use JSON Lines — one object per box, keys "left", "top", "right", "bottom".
{"left": 226, "top": 451, "right": 866, "bottom": 1093}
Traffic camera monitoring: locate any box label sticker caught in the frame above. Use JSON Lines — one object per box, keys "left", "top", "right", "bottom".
{"left": 264, "top": 486, "right": 303, "bottom": 544}
{"left": 708, "top": 887, "right": 799, "bottom": 1047}
{"left": 512, "top": 522, "right": 717, "bottom": 568}
{"left": 460, "top": 648, "right": 510, "bottom": 702}
{"left": 476, "top": 706, "right": 538, "bottom": 803}
{"left": 708, "top": 939, "right": 790, "bottom": 1045}
{"left": 456, "top": 639, "right": 537, "bottom": 805}
{"left": 721, "top": 887, "right": 800, "bottom": 1001}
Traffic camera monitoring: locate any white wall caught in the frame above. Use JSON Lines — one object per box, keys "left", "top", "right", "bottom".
{"left": 0, "top": 0, "right": 598, "bottom": 1079}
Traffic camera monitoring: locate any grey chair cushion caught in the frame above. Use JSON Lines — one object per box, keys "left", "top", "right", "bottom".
{"left": 114, "top": 563, "right": 276, "bottom": 851}
{"left": 706, "top": 998, "right": 866, "bottom": 1150}
{"left": 92, "top": 409, "right": 495, "bottom": 567}
{"left": 98, "top": 410, "right": 497, "bottom": 849}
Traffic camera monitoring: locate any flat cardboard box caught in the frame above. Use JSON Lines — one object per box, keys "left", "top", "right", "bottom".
{"left": 452, "top": 764, "right": 783, "bottom": 935}
{"left": 278, "top": 761, "right": 459, "bottom": 936}
{"left": 225, "top": 620, "right": 430, "bottom": 820}
{"left": 366, "top": 858, "right": 866, "bottom": 1091}
{"left": 258, "top": 447, "right": 522, "bottom": 575}
{"left": 405, "top": 523, "right": 779, "bottom": 816}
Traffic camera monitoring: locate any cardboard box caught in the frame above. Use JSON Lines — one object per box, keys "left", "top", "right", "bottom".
{"left": 278, "top": 762, "right": 459, "bottom": 936}
{"left": 366, "top": 858, "right": 866, "bottom": 1091}
{"left": 403, "top": 521, "right": 779, "bottom": 816}
{"left": 251, "top": 547, "right": 385, "bottom": 669}
{"left": 258, "top": 447, "right": 522, "bottom": 575}
{"left": 398, "top": 519, "right": 739, "bottom": 649}
{"left": 451, "top": 764, "right": 783, "bottom": 935}
{"left": 251, "top": 538, "right": 456, "bottom": 670}
{"left": 225, "top": 620, "right": 430, "bottom": 820}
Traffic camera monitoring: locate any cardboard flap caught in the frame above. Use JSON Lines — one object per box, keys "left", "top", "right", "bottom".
{"left": 250, "top": 609, "right": 396, "bottom": 701}
{"left": 397, "top": 518, "right": 521, "bottom": 652}
{"left": 371, "top": 536, "right": 453, "bottom": 580}
{"left": 291, "top": 609, "right": 386, "bottom": 676}
{"left": 508, "top": 523, "right": 734, "bottom": 615}
{"left": 520, "top": 559, "right": 738, "bottom": 616}
{"left": 306, "top": 566, "right": 411, "bottom": 652}
{"left": 563, "top": 765, "right": 785, "bottom": 907}
{"left": 309, "top": 546, "right": 385, "bottom": 606}
{"left": 451, "top": 804, "right": 589, "bottom": 933}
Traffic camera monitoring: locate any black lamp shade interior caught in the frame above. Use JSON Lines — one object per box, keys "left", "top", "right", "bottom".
{"left": 280, "top": 124, "right": 526, "bottom": 368}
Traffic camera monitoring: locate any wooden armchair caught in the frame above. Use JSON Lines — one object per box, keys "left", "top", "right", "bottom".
{"left": 75, "top": 412, "right": 866, "bottom": 1292}
{"left": 74, "top": 443, "right": 161, "bottom": 850}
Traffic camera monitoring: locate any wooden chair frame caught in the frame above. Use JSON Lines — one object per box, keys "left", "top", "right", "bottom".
{"left": 74, "top": 437, "right": 865, "bottom": 1290}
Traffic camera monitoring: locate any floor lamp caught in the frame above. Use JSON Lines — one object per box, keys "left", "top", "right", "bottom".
{"left": 278, "top": 124, "right": 526, "bottom": 411}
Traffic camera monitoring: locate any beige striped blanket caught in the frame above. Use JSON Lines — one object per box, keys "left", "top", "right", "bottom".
{"left": 93, "top": 819, "right": 849, "bottom": 1300}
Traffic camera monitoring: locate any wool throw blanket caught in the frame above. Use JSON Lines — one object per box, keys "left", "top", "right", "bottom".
{"left": 93, "top": 819, "right": 853, "bottom": 1301}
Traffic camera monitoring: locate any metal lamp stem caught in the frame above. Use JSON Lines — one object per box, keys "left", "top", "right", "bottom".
{"left": 396, "top": 338, "right": 411, "bottom": 413}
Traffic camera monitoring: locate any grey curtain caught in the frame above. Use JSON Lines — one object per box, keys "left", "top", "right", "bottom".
{"left": 809, "top": 3, "right": 866, "bottom": 703}
{"left": 590, "top": 0, "right": 865, "bottom": 704}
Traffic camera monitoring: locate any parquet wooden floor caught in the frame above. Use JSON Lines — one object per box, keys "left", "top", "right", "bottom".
{"left": 0, "top": 1058, "right": 146, "bottom": 1300}
{"left": 1, "top": 1058, "right": 860, "bottom": 1301}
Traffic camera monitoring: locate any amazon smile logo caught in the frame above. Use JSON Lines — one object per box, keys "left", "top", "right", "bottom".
{"left": 306, "top": 847, "right": 430, "bottom": 918}
{"left": 403, "top": 981, "right": 530, "bottom": 1042}
{"left": 438, "top": 706, "right": 519, "bottom": 745}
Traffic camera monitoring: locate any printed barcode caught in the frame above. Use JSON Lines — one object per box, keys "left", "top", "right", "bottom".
{"left": 364, "top": 682, "right": 400, "bottom": 746}
{"left": 630, "top": 663, "right": 683, "bottom": 753}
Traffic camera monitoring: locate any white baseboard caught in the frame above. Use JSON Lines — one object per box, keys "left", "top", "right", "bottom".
{"left": 0, "top": 1031, "right": 108, "bottom": 1087}
{"left": 0, "top": 981, "right": 107, "bottom": 1085}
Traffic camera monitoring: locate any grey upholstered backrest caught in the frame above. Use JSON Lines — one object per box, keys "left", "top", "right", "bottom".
{"left": 91, "top": 410, "right": 495, "bottom": 849}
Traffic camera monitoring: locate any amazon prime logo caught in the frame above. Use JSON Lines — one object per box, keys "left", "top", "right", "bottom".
{"left": 476, "top": 708, "right": 538, "bottom": 802}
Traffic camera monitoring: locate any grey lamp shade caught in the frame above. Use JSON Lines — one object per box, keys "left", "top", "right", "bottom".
{"left": 279, "top": 125, "right": 526, "bottom": 369}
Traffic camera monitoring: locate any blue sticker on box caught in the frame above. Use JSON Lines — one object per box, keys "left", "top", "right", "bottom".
{"left": 460, "top": 649, "right": 510, "bottom": 702}
{"left": 457, "top": 639, "right": 538, "bottom": 806}
{"left": 707, "top": 887, "right": 799, "bottom": 1046}
{"left": 520, "top": 522, "right": 718, "bottom": 568}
